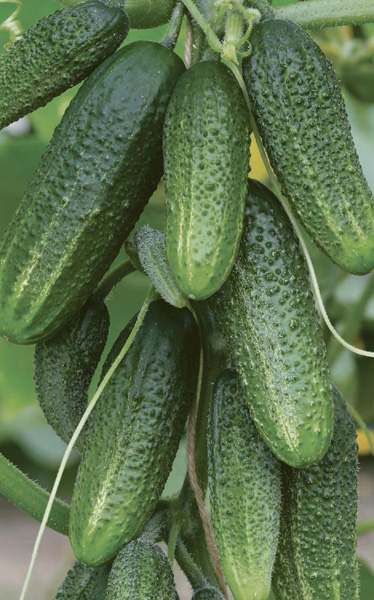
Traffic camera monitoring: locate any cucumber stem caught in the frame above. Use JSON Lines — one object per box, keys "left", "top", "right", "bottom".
{"left": 227, "top": 60, "right": 374, "bottom": 360}
{"left": 327, "top": 274, "right": 374, "bottom": 365}
{"left": 167, "top": 520, "right": 181, "bottom": 565}
{"left": 161, "top": 1, "right": 185, "bottom": 50}
{"left": 275, "top": 0, "right": 374, "bottom": 29}
{"left": 175, "top": 536, "right": 210, "bottom": 590}
{"left": 95, "top": 259, "right": 135, "bottom": 299}
{"left": 19, "top": 286, "right": 158, "bottom": 600}
{"left": 0, "top": 453, "right": 70, "bottom": 535}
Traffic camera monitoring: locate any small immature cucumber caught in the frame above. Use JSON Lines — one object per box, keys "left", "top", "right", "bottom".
{"left": 209, "top": 179, "right": 333, "bottom": 467}
{"left": 243, "top": 19, "right": 374, "bottom": 275}
{"left": 0, "top": 42, "right": 185, "bottom": 344}
{"left": 55, "top": 561, "right": 110, "bottom": 599}
{"left": 106, "top": 540, "right": 178, "bottom": 600}
{"left": 70, "top": 300, "right": 199, "bottom": 566}
{"left": 124, "top": 0, "right": 176, "bottom": 28}
{"left": 34, "top": 296, "right": 109, "bottom": 452}
{"left": 272, "top": 385, "right": 359, "bottom": 600}
{"left": 164, "top": 60, "right": 251, "bottom": 300}
{"left": 0, "top": 0, "right": 129, "bottom": 130}
{"left": 208, "top": 369, "right": 281, "bottom": 600}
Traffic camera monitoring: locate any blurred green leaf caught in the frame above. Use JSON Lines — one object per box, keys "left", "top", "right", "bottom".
{"left": 359, "top": 558, "right": 374, "bottom": 599}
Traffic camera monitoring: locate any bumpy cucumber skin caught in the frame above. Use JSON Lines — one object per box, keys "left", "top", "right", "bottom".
{"left": 243, "top": 19, "right": 374, "bottom": 275}
{"left": 164, "top": 60, "right": 251, "bottom": 300}
{"left": 106, "top": 540, "right": 178, "bottom": 600}
{"left": 70, "top": 300, "right": 199, "bottom": 566}
{"left": 55, "top": 561, "right": 110, "bottom": 600}
{"left": 124, "top": 0, "right": 176, "bottom": 28}
{"left": 0, "top": 42, "right": 185, "bottom": 345}
{"left": 0, "top": 0, "right": 129, "bottom": 130}
{"left": 208, "top": 369, "right": 281, "bottom": 600}
{"left": 209, "top": 180, "right": 333, "bottom": 467}
{"left": 272, "top": 385, "right": 359, "bottom": 600}
{"left": 34, "top": 296, "right": 109, "bottom": 452}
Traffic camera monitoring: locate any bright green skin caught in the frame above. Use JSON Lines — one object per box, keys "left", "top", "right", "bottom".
{"left": 34, "top": 296, "right": 109, "bottom": 452}
{"left": 55, "top": 561, "right": 110, "bottom": 600}
{"left": 123, "top": 0, "right": 176, "bottom": 28}
{"left": 208, "top": 369, "right": 281, "bottom": 600}
{"left": 106, "top": 540, "right": 178, "bottom": 600}
{"left": 0, "top": 42, "right": 185, "bottom": 345}
{"left": 272, "top": 385, "right": 359, "bottom": 600}
{"left": 0, "top": 0, "right": 129, "bottom": 130}
{"left": 209, "top": 180, "right": 333, "bottom": 467}
{"left": 164, "top": 60, "right": 251, "bottom": 300}
{"left": 243, "top": 19, "right": 374, "bottom": 275}
{"left": 70, "top": 300, "right": 199, "bottom": 566}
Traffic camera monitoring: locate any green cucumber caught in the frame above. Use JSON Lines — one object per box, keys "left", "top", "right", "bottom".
{"left": 164, "top": 59, "right": 251, "bottom": 300}
{"left": 69, "top": 300, "right": 199, "bottom": 566}
{"left": 124, "top": 0, "right": 176, "bottom": 28}
{"left": 0, "top": 0, "right": 129, "bottom": 130}
{"left": 34, "top": 296, "right": 109, "bottom": 452}
{"left": 209, "top": 179, "right": 333, "bottom": 467}
{"left": 272, "top": 385, "right": 359, "bottom": 600}
{"left": 208, "top": 369, "right": 281, "bottom": 600}
{"left": 0, "top": 41, "right": 185, "bottom": 345}
{"left": 55, "top": 561, "right": 110, "bottom": 599}
{"left": 106, "top": 540, "right": 178, "bottom": 599}
{"left": 243, "top": 18, "right": 374, "bottom": 275}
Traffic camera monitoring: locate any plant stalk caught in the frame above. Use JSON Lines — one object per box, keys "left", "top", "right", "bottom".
{"left": 275, "top": 0, "right": 374, "bottom": 29}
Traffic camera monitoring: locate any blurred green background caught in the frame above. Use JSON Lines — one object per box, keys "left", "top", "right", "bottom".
{"left": 0, "top": 0, "right": 374, "bottom": 598}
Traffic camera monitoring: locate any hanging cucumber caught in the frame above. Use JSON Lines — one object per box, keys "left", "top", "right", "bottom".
{"left": 164, "top": 60, "right": 251, "bottom": 300}
{"left": 208, "top": 369, "right": 281, "bottom": 600}
{"left": 106, "top": 540, "right": 178, "bottom": 599}
{"left": 0, "top": 0, "right": 129, "bottom": 131}
{"left": 69, "top": 300, "right": 199, "bottom": 566}
{"left": 209, "top": 179, "right": 333, "bottom": 468}
{"left": 243, "top": 18, "right": 374, "bottom": 275}
{"left": 34, "top": 296, "right": 109, "bottom": 452}
{"left": 124, "top": 0, "right": 176, "bottom": 28}
{"left": 0, "top": 42, "right": 185, "bottom": 345}
{"left": 272, "top": 385, "right": 359, "bottom": 600}
{"left": 55, "top": 561, "right": 110, "bottom": 599}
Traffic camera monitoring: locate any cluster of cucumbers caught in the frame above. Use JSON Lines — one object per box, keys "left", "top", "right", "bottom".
{"left": 1, "top": 0, "right": 373, "bottom": 599}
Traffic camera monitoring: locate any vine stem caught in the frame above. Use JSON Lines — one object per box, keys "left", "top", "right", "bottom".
{"left": 19, "top": 286, "right": 157, "bottom": 600}
{"left": 275, "top": 0, "right": 374, "bottom": 29}
{"left": 228, "top": 60, "right": 374, "bottom": 360}
{"left": 167, "top": 520, "right": 181, "bottom": 566}
{"left": 95, "top": 259, "right": 135, "bottom": 300}
{"left": 186, "top": 306, "right": 228, "bottom": 598}
{"left": 0, "top": 0, "right": 23, "bottom": 47}
{"left": 0, "top": 453, "right": 70, "bottom": 535}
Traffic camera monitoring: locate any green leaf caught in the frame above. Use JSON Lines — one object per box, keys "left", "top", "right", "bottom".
{"left": 359, "top": 558, "right": 374, "bottom": 599}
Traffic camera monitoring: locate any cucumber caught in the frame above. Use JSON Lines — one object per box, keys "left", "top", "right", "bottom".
{"left": 209, "top": 179, "right": 333, "bottom": 467}
{"left": 0, "top": 42, "right": 185, "bottom": 344}
{"left": 55, "top": 561, "right": 110, "bottom": 599}
{"left": 243, "top": 19, "right": 374, "bottom": 275}
{"left": 208, "top": 369, "right": 281, "bottom": 600}
{"left": 34, "top": 295, "right": 109, "bottom": 452}
{"left": 124, "top": 0, "right": 176, "bottom": 28}
{"left": 272, "top": 385, "right": 359, "bottom": 600}
{"left": 69, "top": 300, "right": 199, "bottom": 566}
{"left": 164, "top": 60, "right": 251, "bottom": 300}
{"left": 106, "top": 540, "right": 178, "bottom": 600}
{"left": 0, "top": 0, "right": 129, "bottom": 131}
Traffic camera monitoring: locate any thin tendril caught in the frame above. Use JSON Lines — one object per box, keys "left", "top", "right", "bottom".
{"left": 0, "top": 0, "right": 23, "bottom": 48}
